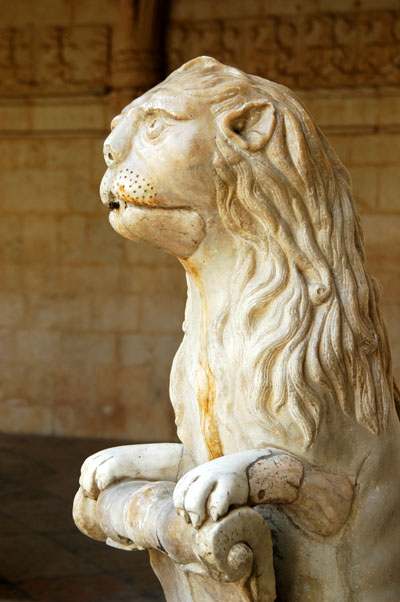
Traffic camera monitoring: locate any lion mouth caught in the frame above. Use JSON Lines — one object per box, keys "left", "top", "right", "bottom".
{"left": 107, "top": 193, "right": 184, "bottom": 212}
{"left": 108, "top": 191, "right": 160, "bottom": 211}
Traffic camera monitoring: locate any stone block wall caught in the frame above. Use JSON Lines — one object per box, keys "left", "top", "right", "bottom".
{"left": 0, "top": 0, "right": 399, "bottom": 440}
{"left": 0, "top": 124, "right": 184, "bottom": 440}
{"left": 0, "top": 0, "right": 181, "bottom": 441}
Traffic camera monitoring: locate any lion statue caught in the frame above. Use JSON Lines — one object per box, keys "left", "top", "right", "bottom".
{"left": 77, "top": 57, "right": 400, "bottom": 601}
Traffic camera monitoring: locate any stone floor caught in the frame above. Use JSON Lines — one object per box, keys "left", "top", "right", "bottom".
{"left": 0, "top": 433, "right": 165, "bottom": 601}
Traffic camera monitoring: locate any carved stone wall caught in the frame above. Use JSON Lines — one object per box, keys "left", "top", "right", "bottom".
{"left": 0, "top": 0, "right": 398, "bottom": 439}
{"left": 0, "top": 0, "right": 180, "bottom": 439}
{"left": 0, "top": 25, "right": 111, "bottom": 96}
{"left": 167, "top": 10, "right": 400, "bottom": 89}
{"left": 0, "top": 0, "right": 167, "bottom": 100}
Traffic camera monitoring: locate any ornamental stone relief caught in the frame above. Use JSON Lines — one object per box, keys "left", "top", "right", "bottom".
{"left": 1, "top": 9, "right": 399, "bottom": 98}
{"left": 0, "top": 25, "right": 111, "bottom": 96}
{"left": 167, "top": 10, "right": 400, "bottom": 88}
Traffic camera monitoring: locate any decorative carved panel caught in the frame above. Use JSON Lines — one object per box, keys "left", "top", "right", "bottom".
{"left": 167, "top": 10, "right": 400, "bottom": 88}
{"left": 0, "top": 0, "right": 168, "bottom": 100}
{"left": 2, "top": 9, "right": 399, "bottom": 98}
{"left": 0, "top": 25, "right": 111, "bottom": 96}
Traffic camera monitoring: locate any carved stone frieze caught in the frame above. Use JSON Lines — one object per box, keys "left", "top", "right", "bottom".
{"left": 167, "top": 10, "right": 400, "bottom": 88}
{"left": 3, "top": 9, "right": 398, "bottom": 98}
{"left": 0, "top": 0, "right": 168, "bottom": 101}
{"left": 0, "top": 25, "right": 111, "bottom": 96}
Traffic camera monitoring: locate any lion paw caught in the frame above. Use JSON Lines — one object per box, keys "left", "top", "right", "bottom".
{"left": 173, "top": 460, "right": 249, "bottom": 529}
{"left": 79, "top": 447, "right": 131, "bottom": 500}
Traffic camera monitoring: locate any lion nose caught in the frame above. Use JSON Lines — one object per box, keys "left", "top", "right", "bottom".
{"left": 103, "top": 116, "right": 133, "bottom": 167}
{"left": 103, "top": 143, "right": 120, "bottom": 168}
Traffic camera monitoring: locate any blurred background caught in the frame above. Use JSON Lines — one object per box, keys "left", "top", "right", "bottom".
{"left": 0, "top": 0, "right": 399, "bottom": 600}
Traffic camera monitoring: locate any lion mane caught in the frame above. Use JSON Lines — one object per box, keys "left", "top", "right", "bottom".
{"left": 166, "top": 57, "right": 397, "bottom": 449}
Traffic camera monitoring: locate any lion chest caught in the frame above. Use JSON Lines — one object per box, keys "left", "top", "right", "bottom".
{"left": 169, "top": 332, "right": 225, "bottom": 463}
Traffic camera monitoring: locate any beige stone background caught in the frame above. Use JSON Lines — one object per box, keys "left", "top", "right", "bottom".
{"left": 0, "top": 0, "right": 399, "bottom": 441}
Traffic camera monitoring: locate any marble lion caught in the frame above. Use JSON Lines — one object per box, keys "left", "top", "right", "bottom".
{"left": 78, "top": 57, "right": 400, "bottom": 601}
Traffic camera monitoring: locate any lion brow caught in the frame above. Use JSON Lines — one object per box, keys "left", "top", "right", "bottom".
{"left": 139, "top": 105, "right": 188, "bottom": 121}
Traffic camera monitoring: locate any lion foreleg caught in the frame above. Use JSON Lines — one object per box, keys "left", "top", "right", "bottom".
{"left": 248, "top": 452, "right": 354, "bottom": 536}
{"left": 79, "top": 443, "right": 195, "bottom": 500}
{"left": 174, "top": 449, "right": 354, "bottom": 536}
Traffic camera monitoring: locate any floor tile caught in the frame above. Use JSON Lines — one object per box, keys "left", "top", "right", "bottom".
{"left": 0, "top": 532, "right": 100, "bottom": 582}
{"left": 20, "top": 574, "right": 161, "bottom": 602}
{"left": 0, "top": 576, "right": 34, "bottom": 600}
{"left": 0, "top": 434, "right": 165, "bottom": 601}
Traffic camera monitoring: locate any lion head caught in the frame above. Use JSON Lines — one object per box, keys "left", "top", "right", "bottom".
{"left": 101, "top": 56, "right": 397, "bottom": 456}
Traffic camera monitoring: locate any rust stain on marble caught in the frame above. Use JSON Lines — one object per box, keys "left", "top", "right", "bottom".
{"left": 197, "top": 359, "right": 223, "bottom": 461}
{"left": 184, "top": 260, "right": 223, "bottom": 461}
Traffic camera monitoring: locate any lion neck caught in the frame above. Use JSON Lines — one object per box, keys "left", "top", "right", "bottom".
{"left": 180, "top": 225, "right": 238, "bottom": 325}
{"left": 176, "top": 225, "right": 239, "bottom": 462}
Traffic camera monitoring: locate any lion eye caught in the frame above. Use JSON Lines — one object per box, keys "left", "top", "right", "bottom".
{"left": 146, "top": 117, "right": 165, "bottom": 140}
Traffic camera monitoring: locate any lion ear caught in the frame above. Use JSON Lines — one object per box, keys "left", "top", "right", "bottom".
{"left": 222, "top": 101, "right": 276, "bottom": 151}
